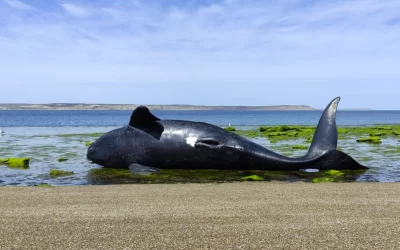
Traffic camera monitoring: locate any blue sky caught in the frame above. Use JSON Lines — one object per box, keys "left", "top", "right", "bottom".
{"left": 0, "top": 0, "right": 399, "bottom": 109}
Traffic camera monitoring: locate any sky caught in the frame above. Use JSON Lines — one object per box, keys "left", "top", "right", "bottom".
{"left": 0, "top": 0, "right": 399, "bottom": 109}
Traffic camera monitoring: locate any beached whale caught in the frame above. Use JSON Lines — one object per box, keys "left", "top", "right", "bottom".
{"left": 87, "top": 97, "right": 367, "bottom": 173}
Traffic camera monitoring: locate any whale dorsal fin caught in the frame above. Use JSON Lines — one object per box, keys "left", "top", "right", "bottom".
{"left": 129, "top": 106, "right": 163, "bottom": 139}
{"left": 129, "top": 106, "right": 160, "bottom": 128}
{"left": 304, "top": 97, "right": 340, "bottom": 159}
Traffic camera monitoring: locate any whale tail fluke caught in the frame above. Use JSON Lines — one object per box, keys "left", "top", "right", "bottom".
{"left": 304, "top": 97, "right": 340, "bottom": 160}
{"left": 315, "top": 149, "right": 368, "bottom": 170}
{"left": 302, "top": 97, "right": 368, "bottom": 170}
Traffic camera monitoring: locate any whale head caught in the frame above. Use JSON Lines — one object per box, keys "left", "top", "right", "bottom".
{"left": 87, "top": 126, "right": 133, "bottom": 168}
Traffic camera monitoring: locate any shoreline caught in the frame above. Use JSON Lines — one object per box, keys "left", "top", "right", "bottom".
{"left": 1, "top": 182, "right": 400, "bottom": 249}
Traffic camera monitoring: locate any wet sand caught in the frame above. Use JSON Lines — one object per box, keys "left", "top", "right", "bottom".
{"left": 1, "top": 182, "right": 400, "bottom": 249}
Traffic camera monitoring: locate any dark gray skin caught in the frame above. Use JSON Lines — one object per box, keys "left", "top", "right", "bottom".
{"left": 87, "top": 97, "right": 367, "bottom": 173}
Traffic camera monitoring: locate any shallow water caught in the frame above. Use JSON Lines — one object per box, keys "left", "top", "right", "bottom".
{"left": 0, "top": 126, "right": 399, "bottom": 185}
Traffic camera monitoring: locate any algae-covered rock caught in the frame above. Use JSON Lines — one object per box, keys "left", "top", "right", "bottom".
{"left": 356, "top": 137, "right": 382, "bottom": 144}
{"left": 287, "top": 131, "right": 299, "bottom": 136}
{"left": 0, "top": 158, "right": 30, "bottom": 169}
{"left": 260, "top": 125, "right": 291, "bottom": 133}
{"left": 37, "top": 183, "right": 52, "bottom": 187}
{"left": 312, "top": 177, "right": 336, "bottom": 183}
{"left": 57, "top": 158, "right": 68, "bottom": 162}
{"left": 292, "top": 145, "right": 308, "bottom": 150}
{"left": 370, "top": 132, "right": 386, "bottom": 137}
{"left": 85, "top": 141, "right": 93, "bottom": 147}
{"left": 392, "top": 131, "right": 400, "bottom": 136}
{"left": 325, "top": 170, "right": 345, "bottom": 178}
{"left": 241, "top": 175, "right": 264, "bottom": 181}
{"left": 305, "top": 137, "right": 313, "bottom": 143}
{"left": 337, "top": 128, "right": 348, "bottom": 134}
{"left": 224, "top": 126, "right": 236, "bottom": 132}
{"left": 372, "top": 126, "right": 392, "bottom": 130}
{"left": 267, "top": 132, "right": 288, "bottom": 137}
{"left": 312, "top": 170, "right": 346, "bottom": 183}
{"left": 50, "top": 169, "right": 74, "bottom": 177}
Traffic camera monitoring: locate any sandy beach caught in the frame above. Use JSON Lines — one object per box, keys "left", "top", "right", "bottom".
{"left": 1, "top": 182, "right": 400, "bottom": 249}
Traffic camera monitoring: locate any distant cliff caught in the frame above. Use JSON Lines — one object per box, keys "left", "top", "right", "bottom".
{"left": 0, "top": 103, "right": 316, "bottom": 111}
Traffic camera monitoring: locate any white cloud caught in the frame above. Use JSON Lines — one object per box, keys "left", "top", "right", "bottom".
{"left": 60, "top": 2, "right": 91, "bottom": 18}
{"left": 3, "top": 0, "right": 33, "bottom": 10}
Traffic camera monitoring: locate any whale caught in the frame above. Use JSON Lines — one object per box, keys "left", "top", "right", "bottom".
{"left": 87, "top": 97, "right": 368, "bottom": 173}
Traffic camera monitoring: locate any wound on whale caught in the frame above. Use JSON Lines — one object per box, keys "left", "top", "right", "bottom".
{"left": 87, "top": 97, "right": 368, "bottom": 173}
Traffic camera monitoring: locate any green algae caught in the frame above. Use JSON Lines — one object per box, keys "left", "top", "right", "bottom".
{"left": 287, "top": 131, "right": 299, "bottom": 136}
{"left": 356, "top": 137, "right": 382, "bottom": 144}
{"left": 312, "top": 170, "right": 346, "bottom": 183}
{"left": 370, "top": 132, "right": 386, "bottom": 137}
{"left": 88, "top": 168, "right": 271, "bottom": 184}
{"left": 305, "top": 137, "right": 313, "bottom": 143}
{"left": 0, "top": 158, "right": 30, "bottom": 169}
{"left": 312, "top": 177, "right": 336, "bottom": 183}
{"left": 50, "top": 169, "right": 74, "bottom": 177}
{"left": 371, "top": 126, "right": 393, "bottom": 130}
{"left": 224, "top": 126, "right": 236, "bottom": 132}
{"left": 266, "top": 132, "right": 289, "bottom": 137}
{"left": 57, "top": 158, "right": 68, "bottom": 162}
{"left": 235, "top": 130, "right": 259, "bottom": 138}
{"left": 259, "top": 125, "right": 314, "bottom": 139}
{"left": 88, "top": 167, "right": 365, "bottom": 184}
{"left": 292, "top": 145, "right": 308, "bottom": 150}
{"left": 85, "top": 141, "right": 93, "bottom": 147}
{"left": 241, "top": 175, "right": 264, "bottom": 181}
{"left": 325, "top": 170, "right": 345, "bottom": 178}
{"left": 37, "top": 183, "right": 52, "bottom": 187}
{"left": 234, "top": 125, "right": 400, "bottom": 143}
{"left": 58, "top": 132, "right": 104, "bottom": 138}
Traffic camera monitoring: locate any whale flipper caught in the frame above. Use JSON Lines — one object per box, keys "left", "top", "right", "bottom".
{"left": 304, "top": 97, "right": 340, "bottom": 160}
{"left": 129, "top": 163, "right": 160, "bottom": 174}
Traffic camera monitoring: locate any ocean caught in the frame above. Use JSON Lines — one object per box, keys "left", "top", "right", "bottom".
{"left": 1, "top": 110, "right": 400, "bottom": 127}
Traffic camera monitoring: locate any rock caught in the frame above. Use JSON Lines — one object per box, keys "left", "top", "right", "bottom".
{"left": 0, "top": 158, "right": 30, "bottom": 169}
{"left": 50, "top": 169, "right": 74, "bottom": 177}
{"left": 369, "top": 132, "right": 386, "bottom": 137}
{"left": 356, "top": 137, "right": 382, "bottom": 144}
{"left": 312, "top": 177, "right": 336, "bottom": 183}
{"left": 241, "top": 175, "right": 264, "bottom": 181}
{"left": 325, "top": 170, "right": 345, "bottom": 178}
{"left": 224, "top": 126, "right": 236, "bottom": 132}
